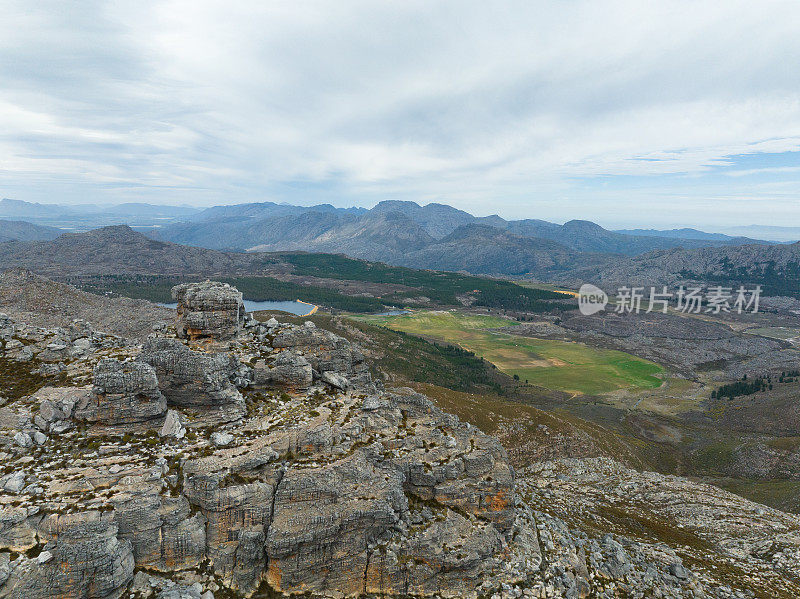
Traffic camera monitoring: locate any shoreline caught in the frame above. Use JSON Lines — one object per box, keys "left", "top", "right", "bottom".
{"left": 296, "top": 299, "right": 318, "bottom": 316}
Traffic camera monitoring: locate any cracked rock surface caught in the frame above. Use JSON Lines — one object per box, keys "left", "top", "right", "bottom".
{"left": 0, "top": 280, "right": 797, "bottom": 598}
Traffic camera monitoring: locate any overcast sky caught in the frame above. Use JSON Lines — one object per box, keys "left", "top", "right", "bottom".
{"left": 2, "top": 0, "right": 800, "bottom": 228}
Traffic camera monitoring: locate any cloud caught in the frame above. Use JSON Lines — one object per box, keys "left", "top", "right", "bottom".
{"left": 1, "top": 0, "right": 800, "bottom": 225}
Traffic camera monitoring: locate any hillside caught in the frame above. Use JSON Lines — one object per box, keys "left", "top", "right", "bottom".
{"left": 0, "top": 225, "right": 277, "bottom": 276}
{"left": 0, "top": 268, "right": 170, "bottom": 339}
{"left": 567, "top": 241, "right": 800, "bottom": 297}
{"left": 0, "top": 219, "right": 63, "bottom": 242}
{"left": 394, "top": 224, "right": 593, "bottom": 276}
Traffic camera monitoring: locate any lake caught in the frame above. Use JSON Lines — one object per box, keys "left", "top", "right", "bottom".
{"left": 159, "top": 300, "right": 317, "bottom": 316}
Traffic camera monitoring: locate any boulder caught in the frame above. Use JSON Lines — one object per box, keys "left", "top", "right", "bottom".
{"left": 172, "top": 281, "right": 244, "bottom": 341}
{"left": 271, "top": 324, "right": 372, "bottom": 389}
{"left": 252, "top": 351, "right": 313, "bottom": 391}
{"left": 31, "top": 386, "right": 82, "bottom": 433}
{"left": 160, "top": 410, "right": 185, "bottom": 439}
{"left": 137, "top": 338, "right": 245, "bottom": 421}
{"left": 73, "top": 360, "right": 167, "bottom": 429}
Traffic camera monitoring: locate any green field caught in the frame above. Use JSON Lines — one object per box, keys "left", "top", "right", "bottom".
{"left": 357, "top": 311, "right": 664, "bottom": 395}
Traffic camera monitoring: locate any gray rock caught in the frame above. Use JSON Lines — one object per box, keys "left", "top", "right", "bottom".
{"left": 252, "top": 351, "right": 312, "bottom": 391}
{"left": 157, "top": 587, "right": 202, "bottom": 599}
{"left": 210, "top": 432, "right": 233, "bottom": 447}
{"left": 73, "top": 360, "right": 166, "bottom": 428}
{"left": 172, "top": 281, "right": 244, "bottom": 341}
{"left": 319, "top": 371, "right": 349, "bottom": 390}
{"left": 0, "top": 512, "right": 134, "bottom": 599}
{"left": 0, "top": 507, "right": 38, "bottom": 551}
{"left": 111, "top": 492, "right": 205, "bottom": 572}
{"left": 271, "top": 325, "right": 372, "bottom": 390}
{"left": 160, "top": 410, "right": 185, "bottom": 439}
{"left": 138, "top": 338, "right": 245, "bottom": 420}
{"left": 12, "top": 432, "right": 31, "bottom": 448}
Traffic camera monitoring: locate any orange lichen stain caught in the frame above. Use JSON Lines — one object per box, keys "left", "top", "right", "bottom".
{"left": 266, "top": 560, "right": 282, "bottom": 589}
{"left": 487, "top": 489, "right": 511, "bottom": 511}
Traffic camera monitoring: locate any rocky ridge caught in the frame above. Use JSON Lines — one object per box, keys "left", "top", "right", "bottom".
{"left": 0, "top": 281, "right": 796, "bottom": 598}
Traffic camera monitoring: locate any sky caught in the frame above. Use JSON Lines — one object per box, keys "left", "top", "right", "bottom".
{"left": 2, "top": 0, "right": 800, "bottom": 228}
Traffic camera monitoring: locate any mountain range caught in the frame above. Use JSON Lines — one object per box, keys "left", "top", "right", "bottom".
{"left": 0, "top": 198, "right": 199, "bottom": 230}
{"left": 0, "top": 224, "right": 797, "bottom": 298}
{"left": 1, "top": 198, "right": 797, "bottom": 294}
{"left": 149, "top": 199, "right": 775, "bottom": 261}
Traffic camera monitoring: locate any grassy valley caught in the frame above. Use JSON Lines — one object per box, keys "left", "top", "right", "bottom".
{"left": 356, "top": 310, "right": 664, "bottom": 394}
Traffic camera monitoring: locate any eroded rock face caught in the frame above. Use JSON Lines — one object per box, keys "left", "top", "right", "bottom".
{"left": 172, "top": 281, "right": 244, "bottom": 341}
{"left": 111, "top": 490, "right": 205, "bottom": 572}
{"left": 252, "top": 351, "right": 313, "bottom": 391}
{"left": 73, "top": 360, "right": 166, "bottom": 429}
{"left": 266, "top": 451, "right": 406, "bottom": 596}
{"left": 137, "top": 338, "right": 244, "bottom": 421}
{"left": 182, "top": 463, "right": 282, "bottom": 594}
{"left": 272, "top": 322, "right": 372, "bottom": 389}
{"left": 176, "top": 388, "right": 515, "bottom": 598}
{"left": 0, "top": 512, "right": 134, "bottom": 599}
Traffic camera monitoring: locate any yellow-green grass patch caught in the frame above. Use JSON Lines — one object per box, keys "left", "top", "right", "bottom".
{"left": 356, "top": 311, "right": 663, "bottom": 395}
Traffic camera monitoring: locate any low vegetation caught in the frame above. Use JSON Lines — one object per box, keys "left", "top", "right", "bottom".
{"left": 356, "top": 310, "right": 664, "bottom": 395}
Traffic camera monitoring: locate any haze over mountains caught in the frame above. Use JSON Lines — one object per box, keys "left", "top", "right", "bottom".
{"left": 0, "top": 222, "right": 797, "bottom": 300}
{"left": 0, "top": 198, "right": 199, "bottom": 230}
{"left": 150, "top": 199, "right": 775, "bottom": 258}
{"left": 0, "top": 197, "right": 797, "bottom": 294}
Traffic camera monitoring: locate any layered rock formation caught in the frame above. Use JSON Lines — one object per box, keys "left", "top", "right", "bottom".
{"left": 0, "top": 282, "right": 797, "bottom": 599}
{"left": 272, "top": 320, "right": 372, "bottom": 389}
{"left": 172, "top": 281, "right": 243, "bottom": 341}
{"left": 74, "top": 360, "right": 167, "bottom": 429}
{"left": 137, "top": 338, "right": 244, "bottom": 422}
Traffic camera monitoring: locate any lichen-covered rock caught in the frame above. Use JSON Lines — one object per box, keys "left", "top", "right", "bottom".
{"left": 365, "top": 510, "right": 506, "bottom": 597}
{"left": 266, "top": 451, "right": 406, "bottom": 596}
{"left": 0, "top": 507, "right": 41, "bottom": 552}
{"left": 73, "top": 360, "right": 166, "bottom": 429}
{"left": 160, "top": 409, "right": 186, "bottom": 439}
{"left": 0, "top": 512, "right": 134, "bottom": 599}
{"left": 31, "top": 387, "right": 81, "bottom": 434}
{"left": 172, "top": 281, "right": 244, "bottom": 341}
{"left": 271, "top": 322, "right": 372, "bottom": 389}
{"left": 111, "top": 490, "right": 205, "bottom": 572}
{"left": 182, "top": 464, "right": 282, "bottom": 595}
{"left": 252, "top": 351, "right": 313, "bottom": 391}
{"left": 0, "top": 314, "right": 14, "bottom": 341}
{"left": 137, "top": 338, "right": 244, "bottom": 421}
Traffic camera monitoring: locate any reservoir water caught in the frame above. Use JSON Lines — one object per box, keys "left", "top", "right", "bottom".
{"left": 159, "top": 300, "right": 317, "bottom": 316}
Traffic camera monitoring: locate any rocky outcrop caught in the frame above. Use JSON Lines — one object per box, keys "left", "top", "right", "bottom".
{"left": 137, "top": 338, "right": 244, "bottom": 422}
{"left": 182, "top": 462, "right": 281, "bottom": 594}
{"left": 252, "top": 351, "right": 313, "bottom": 391}
{"left": 177, "top": 388, "right": 515, "bottom": 598}
{"left": 3, "top": 280, "right": 799, "bottom": 599}
{"left": 272, "top": 321, "right": 372, "bottom": 389}
{"left": 172, "top": 281, "right": 243, "bottom": 341}
{"left": 73, "top": 360, "right": 166, "bottom": 429}
{"left": 111, "top": 490, "right": 205, "bottom": 572}
{"left": 0, "top": 512, "right": 134, "bottom": 599}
